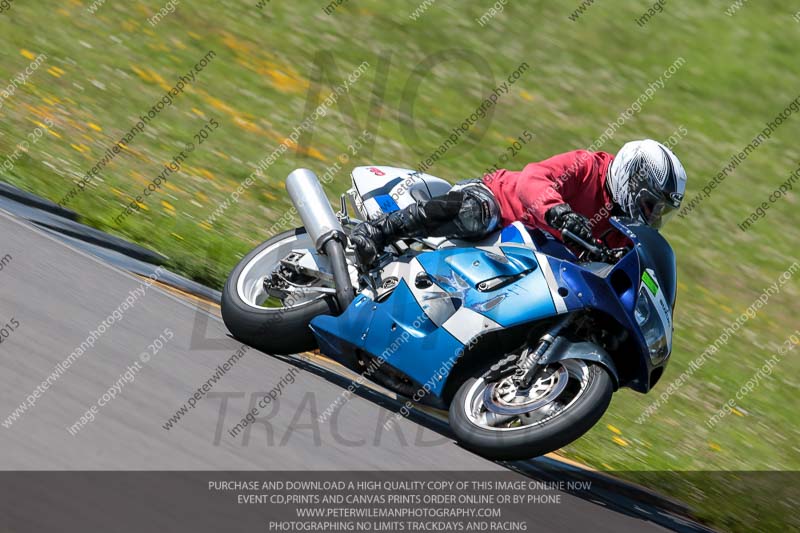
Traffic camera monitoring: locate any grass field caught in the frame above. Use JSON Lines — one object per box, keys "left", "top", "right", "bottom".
{"left": 0, "top": 1, "right": 798, "bottom": 530}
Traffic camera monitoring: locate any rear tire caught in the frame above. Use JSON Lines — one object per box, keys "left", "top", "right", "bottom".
{"left": 221, "top": 228, "right": 337, "bottom": 355}
{"left": 449, "top": 360, "right": 613, "bottom": 461}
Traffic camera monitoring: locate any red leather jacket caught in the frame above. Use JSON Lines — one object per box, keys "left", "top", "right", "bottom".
{"left": 483, "top": 150, "right": 621, "bottom": 244}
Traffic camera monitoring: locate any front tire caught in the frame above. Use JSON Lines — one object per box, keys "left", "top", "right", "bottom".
{"left": 221, "top": 228, "right": 337, "bottom": 355}
{"left": 449, "top": 359, "right": 613, "bottom": 461}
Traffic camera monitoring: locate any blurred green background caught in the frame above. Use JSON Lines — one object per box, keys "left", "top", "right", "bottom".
{"left": 0, "top": 1, "right": 798, "bottom": 530}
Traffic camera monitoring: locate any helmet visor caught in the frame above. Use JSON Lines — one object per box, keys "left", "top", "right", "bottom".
{"left": 634, "top": 189, "right": 682, "bottom": 229}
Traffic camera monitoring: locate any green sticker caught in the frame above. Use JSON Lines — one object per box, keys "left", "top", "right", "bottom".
{"left": 642, "top": 271, "right": 659, "bottom": 295}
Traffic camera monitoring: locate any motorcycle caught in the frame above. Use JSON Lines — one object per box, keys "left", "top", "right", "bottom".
{"left": 221, "top": 166, "right": 677, "bottom": 460}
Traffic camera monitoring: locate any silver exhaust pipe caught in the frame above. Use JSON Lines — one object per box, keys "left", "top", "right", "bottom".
{"left": 285, "top": 168, "right": 354, "bottom": 310}
{"left": 286, "top": 168, "right": 345, "bottom": 251}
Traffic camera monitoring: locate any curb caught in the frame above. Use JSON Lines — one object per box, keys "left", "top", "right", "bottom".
{"left": 0, "top": 180, "right": 79, "bottom": 220}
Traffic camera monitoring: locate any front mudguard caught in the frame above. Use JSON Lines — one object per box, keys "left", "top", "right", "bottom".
{"left": 538, "top": 337, "right": 620, "bottom": 390}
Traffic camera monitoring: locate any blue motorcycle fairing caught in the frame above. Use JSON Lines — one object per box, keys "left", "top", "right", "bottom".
{"left": 544, "top": 219, "right": 667, "bottom": 392}
{"left": 309, "top": 281, "right": 466, "bottom": 397}
{"left": 310, "top": 218, "right": 671, "bottom": 398}
{"left": 417, "top": 247, "right": 531, "bottom": 286}
{"left": 310, "top": 245, "right": 561, "bottom": 399}
{"left": 499, "top": 222, "right": 530, "bottom": 245}
{"left": 500, "top": 222, "right": 578, "bottom": 263}
{"left": 415, "top": 247, "right": 559, "bottom": 328}
{"left": 545, "top": 253, "right": 649, "bottom": 388}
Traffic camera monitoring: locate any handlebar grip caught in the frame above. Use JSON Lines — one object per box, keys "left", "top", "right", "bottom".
{"left": 561, "top": 229, "right": 611, "bottom": 261}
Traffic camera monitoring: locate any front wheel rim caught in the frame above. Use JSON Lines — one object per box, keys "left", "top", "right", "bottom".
{"left": 463, "top": 359, "right": 592, "bottom": 432}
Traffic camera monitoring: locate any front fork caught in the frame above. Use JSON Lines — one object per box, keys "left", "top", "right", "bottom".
{"left": 515, "top": 314, "right": 574, "bottom": 387}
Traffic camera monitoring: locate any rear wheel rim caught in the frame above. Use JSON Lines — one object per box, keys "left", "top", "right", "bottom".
{"left": 235, "top": 232, "right": 328, "bottom": 310}
{"left": 463, "top": 359, "right": 591, "bottom": 432}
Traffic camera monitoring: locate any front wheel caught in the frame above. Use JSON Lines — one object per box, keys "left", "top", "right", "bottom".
{"left": 449, "top": 359, "right": 613, "bottom": 461}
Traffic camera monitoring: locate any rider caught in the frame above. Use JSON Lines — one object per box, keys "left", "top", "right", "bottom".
{"left": 350, "top": 139, "right": 687, "bottom": 266}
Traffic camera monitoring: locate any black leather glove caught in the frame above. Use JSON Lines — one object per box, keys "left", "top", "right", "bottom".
{"left": 349, "top": 222, "right": 384, "bottom": 267}
{"left": 545, "top": 203, "right": 594, "bottom": 243}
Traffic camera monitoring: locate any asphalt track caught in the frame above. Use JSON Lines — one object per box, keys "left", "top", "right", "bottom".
{"left": 0, "top": 209, "right": 713, "bottom": 532}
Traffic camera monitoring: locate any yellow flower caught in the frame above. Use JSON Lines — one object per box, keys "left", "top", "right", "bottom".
{"left": 47, "top": 66, "right": 66, "bottom": 78}
{"left": 198, "top": 168, "right": 216, "bottom": 181}
{"left": 234, "top": 116, "right": 262, "bottom": 134}
{"left": 611, "top": 436, "right": 629, "bottom": 447}
{"left": 519, "top": 90, "right": 534, "bottom": 102}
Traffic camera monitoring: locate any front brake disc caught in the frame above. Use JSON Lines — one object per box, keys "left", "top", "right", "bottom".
{"left": 482, "top": 364, "right": 569, "bottom": 416}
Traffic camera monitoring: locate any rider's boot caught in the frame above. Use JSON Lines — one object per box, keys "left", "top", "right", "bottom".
{"left": 350, "top": 183, "right": 501, "bottom": 267}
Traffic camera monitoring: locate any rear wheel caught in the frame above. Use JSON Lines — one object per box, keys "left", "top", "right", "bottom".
{"left": 221, "top": 228, "right": 337, "bottom": 354}
{"left": 449, "top": 359, "right": 613, "bottom": 461}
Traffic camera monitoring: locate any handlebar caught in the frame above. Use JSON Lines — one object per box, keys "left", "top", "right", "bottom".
{"left": 561, "top": 229, "right": 615, "bottom": 263}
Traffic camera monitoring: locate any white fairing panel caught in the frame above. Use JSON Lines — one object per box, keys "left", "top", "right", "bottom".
{"left": 349, "top": 166, "right": 452, "bottom": 221}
